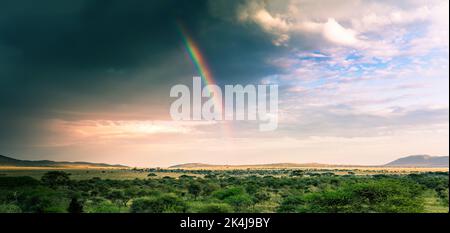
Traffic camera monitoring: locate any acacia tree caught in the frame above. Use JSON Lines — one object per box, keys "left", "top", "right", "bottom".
{"left": 188, "top": 183, "right": 202, "bottom": 199}
{"left": 41, "top": 171, "right": 71, "bottom": 188}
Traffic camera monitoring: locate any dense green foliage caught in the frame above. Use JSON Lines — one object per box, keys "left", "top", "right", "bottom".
{"left": 0, "top": 171, "right": 448, "bottom": 213}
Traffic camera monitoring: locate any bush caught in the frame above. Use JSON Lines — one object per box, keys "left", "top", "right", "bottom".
{"left": 213, "top": 187, "right": 253, "bottom": 211}
{"left": 191, "top": 203, "right": 233, "bottom": 213}
{"left": 84, "top": 199, "right": 123, "bottom": 213}
{"left": 349, "top": 179, "right": 423, "bottom": 212}
{"left": 130, "top": 194, "right": 187, "bottom": 213}
{"left": 213, "top": 187, "right": 245, "bottom": 200}
{"left": 41, "top": 171, "right": 70, "bottom": 187}
{"left": 188, "top": 183, "right": 202, "bottom": 199}
{"left": 16, "top": 187, "right": 68, "bottom": 213}
{"left": 0, "top": 204, "right": 21, "bottom": 213}
{"left": 224, "top": 194, "right": 253, "bottom": 211}
{"left": 107, "top": 190, "right": 129, "bottom": 206}
{"left": 277, "top": 195, "right": 305, "bottom": 213}
{"left": 253, "top": 191, "right": 271, "bottom": 203}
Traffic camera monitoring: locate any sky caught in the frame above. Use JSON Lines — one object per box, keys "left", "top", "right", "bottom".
{"left": 0, "top": 0, "right": 448, "bottom": 167}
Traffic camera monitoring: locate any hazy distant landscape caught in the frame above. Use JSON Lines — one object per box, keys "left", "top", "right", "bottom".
{"left": 2, "top": 154, "right": 449, "bottom": 169}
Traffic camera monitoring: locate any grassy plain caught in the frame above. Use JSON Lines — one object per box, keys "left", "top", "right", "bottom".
{"left": 0, "top": 165, "right": 447, "bottom": 180}
{"left": 0, "top": 165, "right": 448, "bottom": 213}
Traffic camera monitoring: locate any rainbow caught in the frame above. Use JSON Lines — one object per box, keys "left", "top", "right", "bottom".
{"left": 177, "top": 22, "right": 232, "bottom": 137}
{"left": 177, "top": 23, "right": 217, "bottom": 90}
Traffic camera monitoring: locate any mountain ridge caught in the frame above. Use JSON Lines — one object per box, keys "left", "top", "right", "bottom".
{"left": 384, "top": 155, "right": 448, "bottom": 167}
{"left": 0, "top": 155, "right": 127, "bottom": 168}
{"left": 1, "top": 154, "right": 448, "bottom": 169}
{"left": 170, "top": 155, "right": 449, "bottom": 168}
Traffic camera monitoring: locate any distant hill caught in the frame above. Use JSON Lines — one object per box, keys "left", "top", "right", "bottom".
{"left": 0, "top": 155, "right": 127, "bottom": 168}
{"left": 171, "top": 155, "right": 449, "bottom": 169}
{"left": 384, "top": 155, "right": 449, "bottom": 168}
{"left": 169, "top": 162, "right": 350, "bottom": 169}
{"left": 169, "top": 163, "right": 217, "bottom": 168}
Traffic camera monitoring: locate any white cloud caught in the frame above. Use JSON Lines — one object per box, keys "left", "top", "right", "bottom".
{"left": 237, "top": 1, "right": 361, "bottom": 47}
{"left": 236, "top": 0, "right": 449, "bottom": 61}
{"left": 238, "top": 1, "right": 291, "bottom": 46}
{"left": 322, "top": 18, "right": 359, "bottom": 46}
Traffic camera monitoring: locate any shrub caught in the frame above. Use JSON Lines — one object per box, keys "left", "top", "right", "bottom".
{"left": 0, "top": 204, "right": 21, "bottom": 213}
{"left": 277, "top": 195, "right": 305, "bottom": 213}
{"left": 16, "top": 187, "right": 68, "bottom": 213}
{"left": 213, "top": 187, "right": 245, "bottom": 200}
{"left": 213, "top": 187, "right": 253, "bottom": 211}
{"left": 41, "top": 171, "right": 71, "bottom": 187}
{"left": 191, "top": 203, "right": 233, "bottom": 213}
{"left": 188, "top": 183, "right": 202, "bottom": 199}
{"left": 84, "top": 199, "right": 123, "bottom": 213}
{"left": 130, "top": 194, "right": 187, "bottom": 213}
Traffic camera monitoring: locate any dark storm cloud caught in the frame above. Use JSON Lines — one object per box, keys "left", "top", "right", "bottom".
{"left": 0, "top": 0, "right": 283, "bottom": 147}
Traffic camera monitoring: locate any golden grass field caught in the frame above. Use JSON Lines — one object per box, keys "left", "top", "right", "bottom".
{"left": 0, "top": 164, "right": 447, "bottom": 180}
{"left": 0, "top": 166, "right": 200, "bottom": 180}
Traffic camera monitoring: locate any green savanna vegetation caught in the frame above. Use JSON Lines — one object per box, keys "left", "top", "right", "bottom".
{"left": 0, "top": 169, "right": 448, "bottom": 213}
